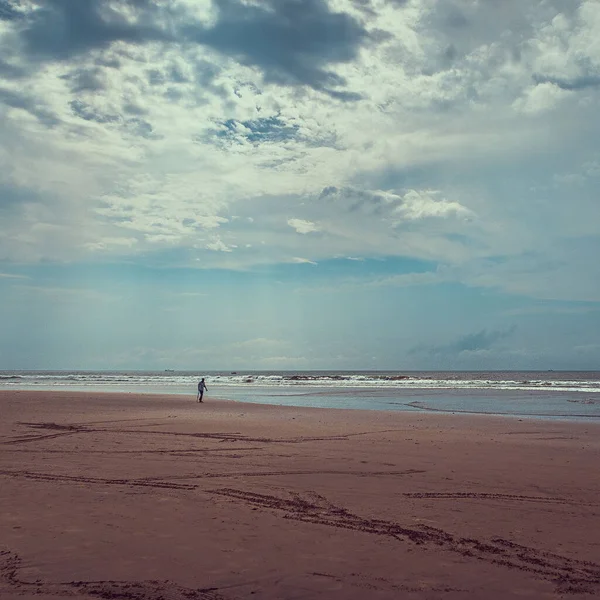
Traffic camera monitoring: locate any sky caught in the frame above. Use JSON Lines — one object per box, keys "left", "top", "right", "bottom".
{"left": 1, "top": 0, "right": 599, "bottom": 371}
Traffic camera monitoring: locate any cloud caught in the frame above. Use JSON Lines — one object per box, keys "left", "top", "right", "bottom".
{"left": 17, "top": 0, "right": 170, "bottom": 62}
{"left": 553, "top": 159, "right": 600, "bottom": 186}
{"left": 288, "top": 218, "right": 320, "bottom": 234}
{"left": 291, "top": 257, "right": 317, "bottom": 265}
{"left": 69, "top": 99, "right": 120, "bottom": 124}
{"left": 205, "top": 236, "right": 235, "bottom": 252}
{"left": 364, "top": 271, "right": 445, "bottom": 288}
{"left": 393, "top": 189, "right": 472, "bottom": 221}
{"left": 410, "top": 327, "right": 517, "bottom": 357}
{"left": 69, "top": 99, "right": 155, "bottom": 137}
{"left": 83, "top": 237, "right": 138, "bottom": 251}
{"left": 0, "top": 0, "right": 20, "bottom": 21}
{"left": 0, "top": 87, "right": 59, "bottom": 126}
{"left": 526, "top": 2, "right": 600, "bottom": 95}
{"left": 187, "top": 0, "right": 372, "bottom": 98}
{"left": 5, "top": 0, "right": 372, "bottom": 99}
{"left": 504, "top": 304, "right": 600, "bottom": 317}
{"left": 512, "top": 81, "right": 570, "bottom": 114}
{"left": 207, "top": 115, "right": 300, "bottom": 147}
{"left": 534, "top": 73, "right": 600, "bottom": 92}
{"left": 0, "top": 0, "right": 599, "bottom": 306}
{"left": 61, "top": 65, "right": 109, "bottom": 93}
{"left": 319, "top": 186, "right": 472, "bottom": 223}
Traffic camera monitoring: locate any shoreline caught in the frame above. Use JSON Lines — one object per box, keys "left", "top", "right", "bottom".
{"left": 2, "top": 387, "right": 600, "bottom": 424}
{"left": 2, "top": 390, "right": 600, "bottom": 599}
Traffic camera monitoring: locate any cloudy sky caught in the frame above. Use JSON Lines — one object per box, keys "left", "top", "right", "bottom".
{"left": 1, "top": 0, "right": 599, "bottom": 371}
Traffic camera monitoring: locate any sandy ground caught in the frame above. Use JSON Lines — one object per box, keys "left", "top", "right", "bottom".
{"left": 1, "top": 390, "right": 600, "bottom": 600}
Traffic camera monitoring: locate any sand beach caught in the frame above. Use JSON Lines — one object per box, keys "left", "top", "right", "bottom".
{"left": 1, "top": 390, "right": 600, "bottom": 599}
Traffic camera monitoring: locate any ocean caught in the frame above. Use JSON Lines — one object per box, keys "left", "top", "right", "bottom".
{"left": 2, "top": 370, "right": 600, "bottom": 421}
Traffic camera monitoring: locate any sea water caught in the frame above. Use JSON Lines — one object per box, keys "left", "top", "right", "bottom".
{"left": 2, "top": 370, "right": 600, "bottom": 421}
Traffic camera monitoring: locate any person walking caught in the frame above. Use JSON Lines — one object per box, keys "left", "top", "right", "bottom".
{"left": 197, "top": 378, "right": 208, "bottom": 403}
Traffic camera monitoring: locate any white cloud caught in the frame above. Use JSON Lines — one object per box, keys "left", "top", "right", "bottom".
{"left": 393, "top": 189, "right": 472, "bottom": 221}
{"left": 83, "top": 237, "right": 138, "bottom": 252}
{"left": 287, "top": 218, "right": 320, "bottom": 234}
{"left": 205, "top": 236, "right": 236, "bottom": 252}
{"left": 554, "top": 158, "right": 600, "bottom": 186}
{"left": 0, "top": 0, "right": 598, "bottom": 302}
{"left": 291, "top": 257, "right": 317, "bottom": 265}
{"left": 513, "top": 82, "right": 570, "bottom": 114}
{"left": 527, "top": 2, "right": 600, "bottom": 87}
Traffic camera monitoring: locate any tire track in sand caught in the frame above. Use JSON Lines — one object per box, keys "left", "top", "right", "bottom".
{"left": 0, "top": 549, "right": 227, "bottom": 599}
{"left": 0, "top": 469, "right": 197, "bottom": 490}
{"left": 210, "top": 488, "right": 600, "bottom": 594}
{"left": 5, "top": 421, "right": 408, "bottom": 446}
{"left": 404, "top": 491, "right": 599, "bottom": 508}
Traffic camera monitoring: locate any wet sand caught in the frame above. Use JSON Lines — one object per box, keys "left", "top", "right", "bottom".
{"left": 1, "top": 390, "right": 600, "bottom": 599}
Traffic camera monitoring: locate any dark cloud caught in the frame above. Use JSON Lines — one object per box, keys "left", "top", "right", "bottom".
{"left": 147, "top": 68, "right": 166, "bottom": 86}
{"left": 18, "top": 0, "right": 169, "bottom": 60}
{"left": 350, "top": 0, "right": 377, "bottom": 16}
{"left": 0, "top": 59, "right": 26, "bottom": 79}
{"left": 442, "top": 4, "right": 470, "bottom": 29}
{"left": 323, "top": 88, "right": 363, "bottom": 101}
{"left": 195, "top": 60, "right": 221, "bottom": 87}
{"left": 142, "top": 62, "right": 191, "bottom": 89}
{"left": 0, "top": 87, "right": 59, "bottom": 126}
{"left": 533, "top": 74, "right": 600, "bottom": 92}
{"left": 61, "top": 66, "right": 107, "bottom": 92}
{"left": 0, "top": 0, "right": 20, "bottom": 21}
{"left": 126, "top": 117, "right": 154, "bottom": 138}
{"left": 319, "top": 186, "right": 402, "bottom": 215}
{"left": 0, "top": 182, "right": 33, "bottom": 211}
{"left": 1, "top": 0, "right": 374, "bottom": 100}
{"left": 167, "top": 63, "right": 189, "bottom": 84}
{"left": 410, "top": 327, "right": 516, "bottom": 356}
{"left": 447, "top": 328, "right": 516, "bottom": 353}
{"left": 184, "top": 0, "right": 369, "bottom": 99}
{"left": 122, "top": 101, "right": 147, "bottom": 116}
{"left": 420, "top": 0, "right": 581, "bottom": 71}
{"left": 415, "top": 0, "right": 537, "bottom": 75}
{"left": 69, "top": 99, "right": 155, "bottom": 137}
{"left": 320, "top": 186, "right": 339, "bottom": 198}
{"left": 70, "top": 99, "right": 120, "bottom": 124}
{"left": 95, "top": 55, "right": 122, "bottom": 69}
